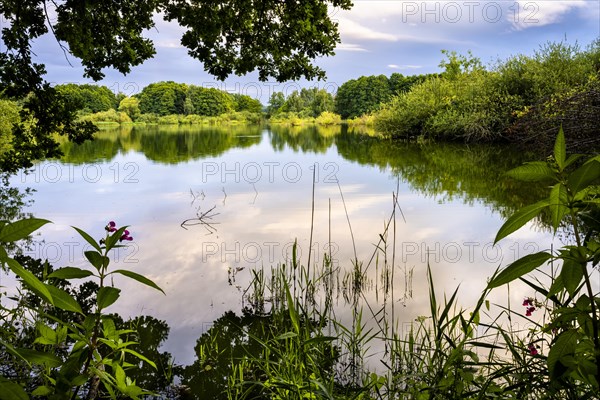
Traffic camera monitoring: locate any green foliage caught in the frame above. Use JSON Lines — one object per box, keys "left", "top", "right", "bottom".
{"left": 56, "top": 84, "right": 118, "bottom": 113}
{"left": 374, "top": 41, "right": 599, "bottom": 144}
{"left": 80, "top": 109, "right": 132, "bottom": 124}
{"left": 0, "top": 0, "right": 352, "bottom": 172}
{"left": 315, "top": 111, "right": 342, "bottom": 125}
{"left": 137, "top": 82, "right": 188, "bottom": 116}
{"left": 334, "top": 75, "right": 392, "bottom": 119}
{"left": 232, "top": 94, "right": 263, "bottom": 113}
{"left": 489, "top": 130, "right": 600, "bottom": 394}
{"left": 186, "top": 86, "right": 234, "bottom": 116}
{"left": 0, "top": 219, "right": 166, "bottom": 398}
{"left": 267, "top": 92, "right": 286, "bottom": 116}
{"left": 118, "top": 97, "right": 141, "bottom": 121}
{"left": 272, "top": 88, "right": 335, "bottom": 119}
{"left": 334, "top": 74, "right": 430, "bottom": 120}
{"left": 0, "top": 100, "right": 19, "bottom": 157}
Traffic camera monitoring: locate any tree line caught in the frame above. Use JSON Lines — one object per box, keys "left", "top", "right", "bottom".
{"left": 374, "top": 41, "right": 600, "bottom": 147}
{"left": 55, "top": 82, "right": 263, "bottom": 121}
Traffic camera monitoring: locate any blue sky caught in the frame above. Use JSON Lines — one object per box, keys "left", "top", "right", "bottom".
{"left": 27, "top": 1, "right": 600, "bottom": 103}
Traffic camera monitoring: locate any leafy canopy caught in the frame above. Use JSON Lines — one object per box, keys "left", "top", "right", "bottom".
{"left": 0, "top": 0, "right": 352, "bottom": 172}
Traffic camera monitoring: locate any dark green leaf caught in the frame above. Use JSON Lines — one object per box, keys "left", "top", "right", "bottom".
{"left": 568, "top": 160, "right": 600, "bottom": 193}
{"left": 554, "top": 127, "right": 566, "bottom": 170}
{"left": 0, "top": 381, "right": 29, "bottom": 400}
{"left": 6, "top": 259, "right": 54, "bottom": 305}
{"left": 549, "top": 183, "right": 568, "bottom": 231}
{"left": 564, "top": 154, "right": 583, "bottom": 169}
{"left": 559, "top": 260, "right": 584, "bottom": 297}
{"left": 73, "top": 226, "right": 102, "bottom": 252}
{"left": 275, "top": 332, "right": 298, "bottom": 340}
{"left": 102, "top": 317, "right": 117, "bottom": 341}
{"left": 506, "top": 162, "right": 556, "bottom": 182}
{"left": 494, "top": 200, "right": 549, "bottom": 243}
{"left": 97, "top": 287, "right": 121, "bottom": 311}
{"left": 548, "top": 330, "right": 578, "bottom": 378}
{"left": 31, "top": 386, "right": 53, "bottom": 396}
{"left": 284, "top": 281, "right": 300, "bottom": 334}
{"left": 0, "top": 339, "right": 30, "bottom": 366}
{"left": 106, "top": 226, "right": 128, "bottom": 251}
{"left": 48, "top": 267, "right": 94, "bottom": 280}
{"left": 35, "top": 324, "right": 58, "bottom": 345}
{"left": 84, "top": 251, "right": 108, "bottom": 271}
{"left": 110, "top": 269, "right": 164, "bottom": 294}
{"left": 122, "top": 348, "right": 157, "bottom": 369}
{"left": 45, "top": 285, "right": 83, "bottom": 314}
{"left": 0, "top": 218, "right": 51, "bottom": 242}
{"left": 547, "top": 275, "right": 565, "bottom": 298}
{"left": 0, "top": 246, "right": 8, "bottom": 263}
{"left": 488, "top": 252, "right": 552, "bottom": 288}
{"left": 15, "top": 348, "right": 62, "bottom": 368}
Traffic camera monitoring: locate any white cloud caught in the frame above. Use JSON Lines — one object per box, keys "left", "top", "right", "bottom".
{"left": 338, "top": 17, "right": 398, "bottom": 41}
{"left": 336, "top": 43, "right": 368, "bottom": 52}
{"left": 388, "top": 64, "right": 423, "bottom": 70}
{"left": 510, "top": 1, "right": 590, "bottom": 30}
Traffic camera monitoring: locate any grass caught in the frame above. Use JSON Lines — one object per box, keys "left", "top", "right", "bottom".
{"left": 180, "top": 180, "right": 596, "bottom": 400}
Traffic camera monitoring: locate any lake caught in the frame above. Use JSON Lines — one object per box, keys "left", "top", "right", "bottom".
{"left": 9, "top": 124, "right": 557, "bottom": 367}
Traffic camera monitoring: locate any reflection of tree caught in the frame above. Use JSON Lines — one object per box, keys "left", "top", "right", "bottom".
{"left": 334, "top": 131, "right": 548, "bottom": 217}
{"left": 268, "top": 125, "right": 337, "bottom": 153}
{"left": 0, "top": 174, "right": 32, "bottom": 223}
{"left": 58, "top": 125, "right": 263, "bottom": 164}
{"left": 56, "top": 123, "right": 550, "bottom": 218}
{"left": 114, "top": 315, "right": 174, "bottom": 395}
{"left": 176, "top": 307, "right": 338, "bottom": 399}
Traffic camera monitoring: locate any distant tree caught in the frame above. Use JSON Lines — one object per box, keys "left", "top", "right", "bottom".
{"left": 307, "top": 88, "right": 335, "bottom": 117}
{"left": 272, "top": 88, "right": 335, "bottom": 118}
{"left": 335, "top": 75, "right": 392, "bottom": 119}
{"left": 439, "top": 50, "right": 484, "bottom": 80}
{"left": 280, "top": 91, "right": 305, "bottom": 113}
{"left": 138, "top": 82, "right": 187, "bottom": 116}
{"left": 118, "top": 97, "right": 141, "bottom": 121}
{"left": 0, "top": 100, "right": 19, "bottom": 156}
{"left": 0, "top": 0, "right": 352, "bottom": 172}
{"left": 55, "top": 84, "right": 117, "bottom": 113}
{"left": 184, "top": 97, "right": 195, "bottom": 115}
{"left": 267, "top": 92, "right": 286, "bottom": 116}
{"left": 232, "top": 94, "right": 263, "bottom": 113}
{"left": 186, "top": 86, "right": 234, "bottom": 116}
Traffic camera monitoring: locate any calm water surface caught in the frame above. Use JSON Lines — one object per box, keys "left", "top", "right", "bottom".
{"left": 11, "top": 124, "right": 556, "bottom": 365}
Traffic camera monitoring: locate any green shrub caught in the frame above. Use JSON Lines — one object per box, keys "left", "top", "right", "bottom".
{"left": 315, "top": 111, "right": 342, "bottom": 125}
{"left": 158, "top": 114, "right": 181, "bottom": 125}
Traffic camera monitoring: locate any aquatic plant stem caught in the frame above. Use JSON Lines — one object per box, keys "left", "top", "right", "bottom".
{"left": 570, "top": 209, "right": 600, "bottom": 384}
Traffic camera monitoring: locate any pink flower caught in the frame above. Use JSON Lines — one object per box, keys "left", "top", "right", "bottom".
{"left": 523, "top": 297, "right": 536, "bottom": 316}
{"left": 528, "top": 344, "right": 538, "bottom": 355}
{"left": 525, "top": 306, "right": 536, "bottom": 316}
{"left": 105, "top": 221, "right": 117, "bottom": 232}
{"left": 120, "top": 229, "right": 133, "bottom": 242}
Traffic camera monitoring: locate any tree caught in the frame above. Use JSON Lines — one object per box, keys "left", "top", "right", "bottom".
{"left": 137, "top": 82, "right": 188, "bottom": 116}
{"left": 335, "top": 75, "right": 392, "bottom": 119}
{"left": 118, "top": 97, "right": 142, "bottom": 121}
{"left": 0, "top": 0, "right": 352, "bottom": 172}
{"left": 232, "top": 94, "right": 263, "bottom": 113}
{"left": 267, "top": 92, "right": 286, "bottom": 116}
{"left": 186, "top": 86, "right": 234, "bottom": 116}
{"left": 56, "top": 84, "right": 117, "bottom": 113}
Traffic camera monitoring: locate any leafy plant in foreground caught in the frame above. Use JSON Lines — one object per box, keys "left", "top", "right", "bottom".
{"left": 0, "top": 219, "right": 165, "bottom": 399}
{"left": 488, "top": 128, "right": 600, "bottom": 394}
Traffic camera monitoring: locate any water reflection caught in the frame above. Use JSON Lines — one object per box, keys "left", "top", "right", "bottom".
{"left": 13, "top": 124, "right": 555, "bottom": 371}
{"left": 58, "top": 125, "right": 263, "bottom": 164}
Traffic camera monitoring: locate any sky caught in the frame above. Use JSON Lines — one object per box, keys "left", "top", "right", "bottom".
{"left": 19, "top": 1, "right": 600, "bottom": 103}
